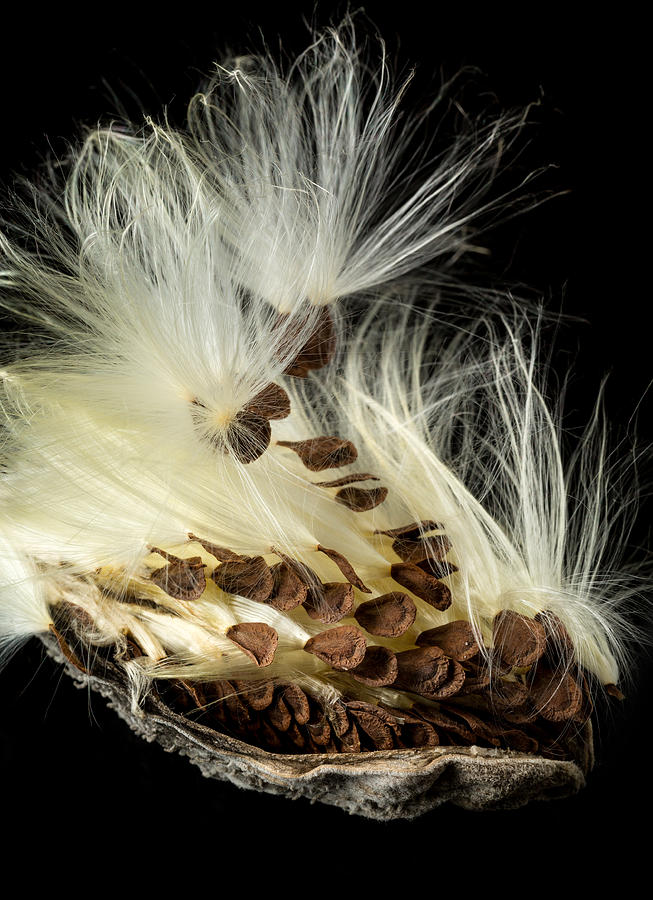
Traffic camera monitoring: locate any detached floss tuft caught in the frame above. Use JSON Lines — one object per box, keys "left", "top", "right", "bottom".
{"left": 0, "top": 16, "right": 648, "bottom": 818}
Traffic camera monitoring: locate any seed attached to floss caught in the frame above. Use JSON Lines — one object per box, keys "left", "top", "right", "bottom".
{"left": 277, "top": 436, "right": 358, "bottom": 470}
{"left": 354, "top": 592, "right": 417, "bottom": 637}
{"left": 279, "top": 307, "right": 337, "bottom": 377}
{"left": 335, "top": 485, "right": 389, "bottom": 511}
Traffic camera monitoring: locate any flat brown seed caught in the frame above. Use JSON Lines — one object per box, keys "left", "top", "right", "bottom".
{"left": 212, "top": 556, "right": 273, "bottom": 603}
{"left": 187, "top": 534, "right": 244, "bottom": 563}
{"left": 416, "top": 620, "right": 479, "bottom": 661}
{"left": 226, "top": 622, "right": 278, "bottom": 667}
{"left": 338, "top": 723, "right": 361, "bottom": 753}
{"left": 313, "top": 473, "right": 380, "bottom": 487}
{"left": 280, "top": 307, "right": 337, "bottom": 377}
{"left": 335, "top": 486, "right": 388, "bottom": 511}
{"left": 606, "top": 683, "right": 625, "bottom": 701}
{"left": 279, "top": 684, "right": 311, "bottom": 725}
{"left": 150, "top": 556, "right": 206, "bottom": 602}
{"left": 535, "top": 610, "right": 576, "bottom": 668}
{"left": 266, "top": 562, "right": 308, "bottom": 611}
{"left": 304, "top": 625, "right": 367, "bottom": 669}
{"left": 259, "top": 719, "right": 285, "bottom": 751}
{"left": 230, "top": 679, "right": 275, "bottom": 710}
{"left": 354, "top": 592, "right": 417, "bottom": 637}
{"left": 277, "top": 436, "right": 357, "bottom": 471}
{"left": 225, "top": 411, "right": 271, "bottom": 464}
{"left": 375, "top": 520, "right": 444, "bottom": 540}
{"left": 350, "top": 646, "right": 398, "bottom": 687}
{"left": 422, "top": 658, "right": 466, "bottom": 699}
{"left": 402, "top": 721, "right": 440, "bottom": 748}
{"left": 390, "top": 563, "right": 452, "bottom": 610}
{"left": 48, "top": 623, "right": 87, "bottom": 673}
{"left": 267, "top": 694, "right": 292, "bottom": 732}
{"left": 395, "top": 646, "right": 450, "bottom": 694}
{"left": 306, "top": 712, "right": 332, "bottom": 746}
{"left": 416, "top": 558, "right": 459, "bottom": 579}
{"left": 392, "top": 534, "right": 452, "bottom": 564}
{"left": 347, "top": 705, "right": 395, "bottom": 751}
{"left": 316, "top": 545, "right": 371, "bottom": 593}
{"left": 529, "top": 665, "right": 584, "bottom": 722}
{"left": 328, "top": 702, "right": 351, "bottom": 737}
{"left": 245, "top": 382, "right": 291, "bottom": 420}
{"left": 493, "top": 610, "right": 547, "bottom": 668}
{"left": 304, "top": 582, "right": 354, "bottom": 623}
{"left": 489, "top": 678, "right": 530, "bottom": 711}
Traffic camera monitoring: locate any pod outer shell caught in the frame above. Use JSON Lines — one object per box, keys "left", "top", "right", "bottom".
{"left": 40, "top": 632, "right": 592, "bottom": 819}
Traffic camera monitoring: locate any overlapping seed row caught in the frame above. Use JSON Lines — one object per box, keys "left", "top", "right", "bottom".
{"left": 47, "top": 307, "right": 605, "bottom": 762}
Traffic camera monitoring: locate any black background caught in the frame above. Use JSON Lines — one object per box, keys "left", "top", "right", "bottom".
{"left": 0, "top": 2, "right": 649, "bottom": 861}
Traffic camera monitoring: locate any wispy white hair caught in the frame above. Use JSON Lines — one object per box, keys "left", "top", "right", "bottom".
{"left": 187, "top": 18, "right": 529, "bottom": 311}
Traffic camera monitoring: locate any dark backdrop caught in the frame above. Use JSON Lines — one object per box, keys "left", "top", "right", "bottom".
{"left": 0, "top": 2, "right": 649, "bottom": 861}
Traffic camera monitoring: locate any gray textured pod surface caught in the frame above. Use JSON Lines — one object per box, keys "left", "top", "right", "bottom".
{"left": 41, "top": 632, "right": 593, "bottom": 819}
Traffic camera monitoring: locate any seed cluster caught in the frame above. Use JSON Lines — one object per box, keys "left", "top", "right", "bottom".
{"left": 47, "top": 307, "right": 606, "bottom": 766}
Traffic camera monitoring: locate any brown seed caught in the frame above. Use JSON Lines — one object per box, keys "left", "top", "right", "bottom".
{"left": 392, "top": 534, "right": 452, "bottom": 564}
{"left": 489, "top": 678, "right": 530, "bottom": 711}
{"left": 279, "top": 684, "right": 311, "bottom": 725}
{"left": 225, "top": 410, "right": 271, "bottom": 463}
{"left": 265, "top": 562, "right": 308, "bottom": 611}
{"left": 258, "top": 719, "right": 285, "bottom": 751}
{"left": 313, "top": 473, "right": 380, "bottom": 487}
{"left": 335, "top": 486, "right": 388, "bottom": 511}
{"left": 416, "top": 620, "right": 479, "bottom": 661}
{"left": 439, "top": 703, "right": 503, "bottom": 747}
{"left": 304, "top": 625, "right": 367, "bottom": 669}
{"left": 347, "top": 701, "right": 400, "bottom": 726}
{"left": 350, "top": 646, "right": 398, "bottom": 687}
{"left": 390, "top": 563, "right": 452, "bottom": 610}
{"left": 338, "top": 723, "right": 361, "bottom": 753}
{"left": 354, "top": 592, "right": 417, "bottom": 637}
{"left": 529, "top": 664, "right": 584, "bottom": 723}
{"left": 277, "top": 436, "right": 358, "bottom": 471}
{"left": 493, "top": 610, "right": 547, "bottom": 668}
{"left": 423, "top": 658, "right": 466, "bottom": 699}
{"left": 403, "top": 721, "right": 440, "bottom": 748}
{"left": 382, "top": 707, "right": 440, "bottom": 749}
{"left": 606, "top": 683, "right": 625, "bottom": 701}
{"left": 395, "top": 646, "right": 450, "bottom": 694}
{"left": 230, "top": 679, "right": 275, "bottom": 711}
{"left": 150, "top": 556, "right": 206, "bottom": 601}
{"left": 346, "top": 702, "right": 396, "bottom": 751}
{"left": 414, "top": 704, "right": 478, "bottom": 744}
{"left": 187, "top": 534, "right": 244, "bottom": 563}
{"left": 328, "top": 702, "right": 351, "bottom": 737}
{"left": 48, "top": 623, "right": 87, "bottom": 673}
{"left": 306, "top": 711, "right": 332, "bottom": 746}
{"left": 212, "top": 556, "right": 273, "bottom": 603}
{"left": 535, "top": 610, "right": 576, "bottom": 668}
{"left": 220, "top": 680, "right": 253, "bottom": 725}
{"left": 416, "top": 558, "right": 459, "bottom": 579}
{"left": 280, "top": 307, "right": 337, "bottom": 377}
{"left": 226, "top": 622, "right": 278, "bottom": 667}
{"left": 375, "top": 520, "right": 444, "bottom": 539}
{"left": 316, "top": 545, "right": 371, "bottom": 593}
{"left": 267, "top": 694, "right": 293, "bottom": 732}
{"left": 304, "top": 582, "right": 354, "bottom": 623}
{"left": 245, "top": 382, "right": 291, "bottom": 420}
{"left": 285, "top": 721, "right": 307, "bottom": 749}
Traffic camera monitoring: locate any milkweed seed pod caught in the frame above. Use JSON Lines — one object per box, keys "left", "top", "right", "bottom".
{"left": 0, "top": 19, "right": 645, "bottom": 819}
